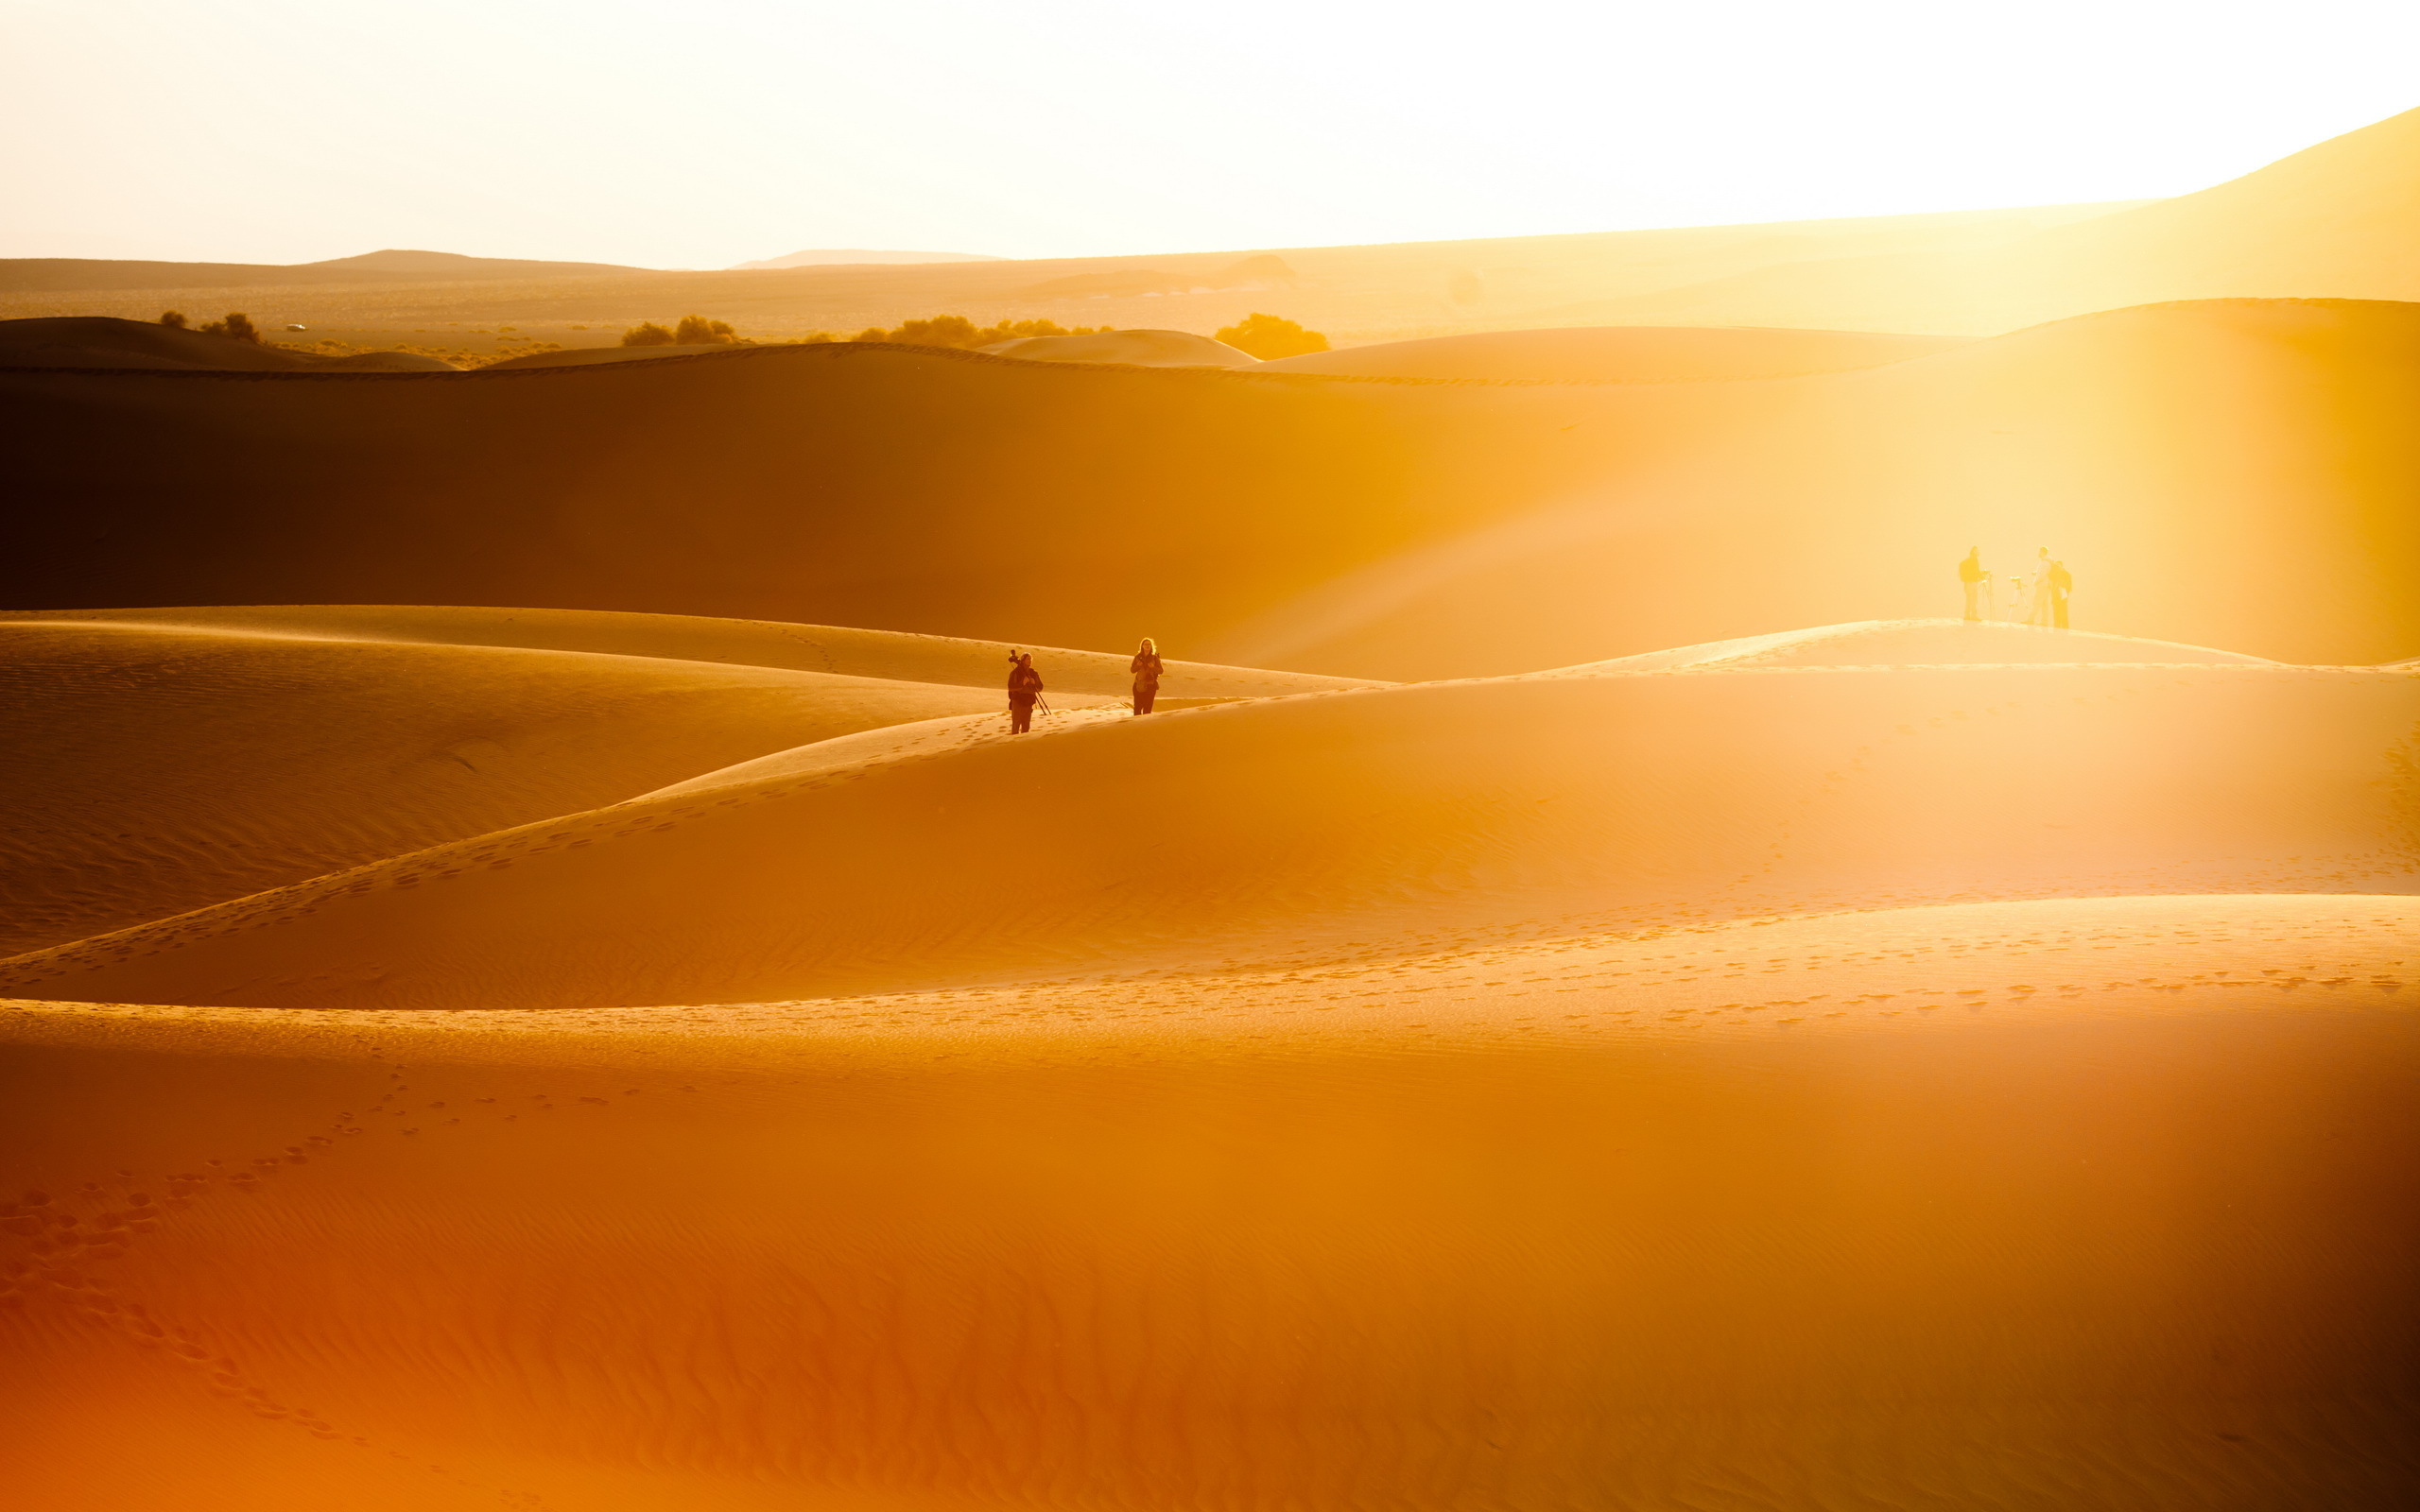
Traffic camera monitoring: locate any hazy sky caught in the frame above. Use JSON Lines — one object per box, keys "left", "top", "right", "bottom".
{"left": 6, "top": 0, "right": 2416, "bottom": 267}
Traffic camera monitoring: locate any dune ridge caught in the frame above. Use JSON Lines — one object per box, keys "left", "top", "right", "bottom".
{"left": 4, "top": 629, "right": 2410, "bottom": 1009}
{"left": 8, "top": 299, "right": 2417, "bottom": 677}
{"left": 4, "top": 605, "right": 2417, "bottom": 1508}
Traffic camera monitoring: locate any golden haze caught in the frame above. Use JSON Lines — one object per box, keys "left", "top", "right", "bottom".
{"left": 6, "top": 105, "right": 2420, "bottom": 1512}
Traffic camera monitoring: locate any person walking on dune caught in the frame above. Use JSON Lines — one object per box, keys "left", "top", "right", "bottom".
{"left": 2027, "top": 546, "right": 2058, "bottom": 627}
{"left": 1130, "top": 637, "right": 1165, "bottom": 715}
{"left": 2048, "top": 557, "right": 2074, "bottom": 628}
{"left": 1007, "top": 652, "right": 1044, "bottom": 734}
{"left": 1959, "top": 547, "right": 1986, "bottom": 621}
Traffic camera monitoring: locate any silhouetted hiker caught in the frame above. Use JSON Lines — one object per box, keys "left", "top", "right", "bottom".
{"left": 2028, "top": 546, "right": 2058, "bottom": 626}
{"left": 2048, "top": 558, "right": 2074, "bottom": 627}
{"left": 1007, "top": 652, "right": 1044, "bottom": 734}
{"left": 1131, "top": 637, "right": 1165, "bottom": 715}
{"left": 1959, "top": 548, "right": 1986, "bottom": 621}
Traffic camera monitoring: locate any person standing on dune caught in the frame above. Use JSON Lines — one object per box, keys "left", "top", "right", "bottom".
{"left": 1131, "top": 637, "right": 1165, "bottom": 715}
{"left": 2028, "top": 546, "right": 2058, "bottom": 626}
{"left": 1007, "top": 652, "right": 1044, "bottom": 734}
{"left": 1959, "top": 548, "right": 1986, "bottom": 621}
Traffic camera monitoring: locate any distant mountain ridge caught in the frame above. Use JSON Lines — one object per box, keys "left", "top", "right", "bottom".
{"left": 730, "top": 249, "right": 1004, "bottom": 270}
{"left": 0, "top": 248, "right": 648, "bottom": 294}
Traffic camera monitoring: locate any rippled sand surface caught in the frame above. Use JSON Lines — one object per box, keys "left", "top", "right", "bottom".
{"left": 4, "top": 610, "right": 2416, "bottom": 1509}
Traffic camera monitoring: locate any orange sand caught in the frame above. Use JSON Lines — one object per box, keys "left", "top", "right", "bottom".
{"left": 3, "top": 609, "right": 2415, "bottom": 1508}
{"left": 9, "top": 299, "right": 2417, "bottom": 677}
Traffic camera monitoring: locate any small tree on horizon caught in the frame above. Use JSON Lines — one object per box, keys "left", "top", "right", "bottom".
{"left": 158, "top": 311, "right": 188, "bottom": 329}
{"left": 1216, "top": 313, "right": 1327, "bottom": 359}
{"left": 848, "top": 314, "right": 1111, "bottom": 350}
{"left": 197, "top": 312, "right": 261, "bottom": 343}
{"left": 621, "top": 321, "right": 675, "bottom": 346}
{"left": 672, "top": 314, "right": 743, "bottom": 345}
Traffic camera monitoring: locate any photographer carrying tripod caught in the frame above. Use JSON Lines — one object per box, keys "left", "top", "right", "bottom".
{"left": 1006, "top": 651, "right": 1046, "bottom": 733}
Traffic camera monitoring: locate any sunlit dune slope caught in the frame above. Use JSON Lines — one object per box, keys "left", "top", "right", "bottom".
{"left": 1554, "top": 616, "right": 2279, "bottom": 674}
{"left": 6, "top": 299, "right": 2414, "bottom": 674}
{"left": 1575, "top": 107, "right": 2420, "bottom": 334}
{"left": 1220, "top": 298, "right": 2420, "bottom": 676}
{"left": 1256, "top": 324, "right": 1962, "bottom": 382}
{"left": 3, "top": 603, "right": 1379, "bottom": 700}
{"left": 7, "top": 891, "right": 2417, "bottom": 1511}
{"left": 0, "top": 617, "right": 1019, "bottom": 954}
{"left": 480, "top": 344, "right": 735, "bottom": 370}
{"left": 979, "top": 328, "right": 1257, "bottom": 367}
{"left": 8, "top": 649, "right": 2410, "bottom": 1009}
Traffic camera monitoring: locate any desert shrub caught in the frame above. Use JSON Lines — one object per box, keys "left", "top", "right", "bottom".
{"left": 672, "top": 314, "right": 744, "bottom": 345}
{"left": 158, "top": 311, "right": 188, "bottom": 329}
{"left": 621, "top": 321, "right": 675, "bottom": 347}
{"left": 850, "top": 315, "right": 1111, "bottom": 350}
{"left": 198, "top": 312, "right": 261, "bottom": 343}
{"left": 1215, "top": 313, "right": 1327, "bottom": 359}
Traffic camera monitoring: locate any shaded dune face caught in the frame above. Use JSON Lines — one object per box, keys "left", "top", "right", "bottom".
{"left": 3, "top": 616, "right": 2417, "bottom": 1509}
{"left": 6, "top": 298, "right": 2420, "bottom": 675}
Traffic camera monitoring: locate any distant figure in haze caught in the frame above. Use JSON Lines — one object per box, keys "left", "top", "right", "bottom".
{"left": 1131, "top": 637, "right": 1165, "bottom": 715}
{"left": 2028, "top": 546, "right": 2058, "bottom": 627}
{"left": 1959, "top": 548, "right": 1986, "bottom": 621}
{"left": 2048, "top": 558, "right": 2074, "bottom": 628}
{"left": 1007, "top": 652, "right": 1044, "bottom": 734}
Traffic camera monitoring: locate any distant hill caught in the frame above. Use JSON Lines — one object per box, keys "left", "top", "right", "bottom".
{"left": 1566, "top": 107, "right": 2420, "bottom": 332}
{"left": 730, "top": 249, "right": 1004, "bottom": 270}
{"left": 0, "top": 316, "right": 455, "bottom": 371}
{"left": 0, "top": 208, "right": 2133, "bottom": 343}
{"left": 0, "top": 249, "right": 648, "bottom": 294}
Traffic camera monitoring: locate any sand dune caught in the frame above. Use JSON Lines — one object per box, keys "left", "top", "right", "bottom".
{"left": 479, "top": 344, "right": 741, "bottom": 370}
{"left": 6, "top": 641, "right": 2408, "bottom": 1009}
{"left": 8, "top": 299, "right": 2417, "bottom": 675}
{"left": 3, "top": 606, "right": 2415, "bottom": 1508}
{"left": 978, "top": 327, "right": 1257, "bottom": 367}
{"left": 5, "top": 603, "right": 1378, "bottom": 701}
{"left": 0, "top": 616, "right": 1032, "bottom": 954}
{"left": 1256, "top": 324, "right": 1963, "bottom": 382}
{"left": 0, "top": 606, "right": 1368, "bottom": 956}
{"left": 1556, "top": 616, "right": 2281, "bottom": 673}
{"left": 10, "top": 101, "right": 2420, "bottom": 1512}
{"left": 10, "top": 898, "right": 2417, "bottom": 1510}
{"left": 0, "top": 316, "right": 455, "bottom": 372}
{"left": 1571, "top": 107, "right": 2420, "bottom": 334}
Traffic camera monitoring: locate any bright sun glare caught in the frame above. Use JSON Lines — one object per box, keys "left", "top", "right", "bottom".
{"left": 5, "top": 0, "right": 2418, "bottom": 265}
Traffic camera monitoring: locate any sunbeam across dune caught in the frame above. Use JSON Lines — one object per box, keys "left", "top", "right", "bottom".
{"left": 10, "top": 66, "right": 2420, "bottom": 1510}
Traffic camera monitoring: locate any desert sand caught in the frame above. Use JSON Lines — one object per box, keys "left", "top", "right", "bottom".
{"left": 979, "top": 328, "right": 1258, "bottom": 367}
{"left": 4, "top": 603, "right": 2415, "bottom": 1510}
{"left": 8, "top": 104, "right": 2420, "bottom": 1503}
{"left": 8, "top": 298, "right": 2417, "bottom": 676}
{"left": 0, "top": 315, "right": 456, "bottom": 371}
{"left": 1255, "top": 324, "right": 1964, "bottom": 382}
